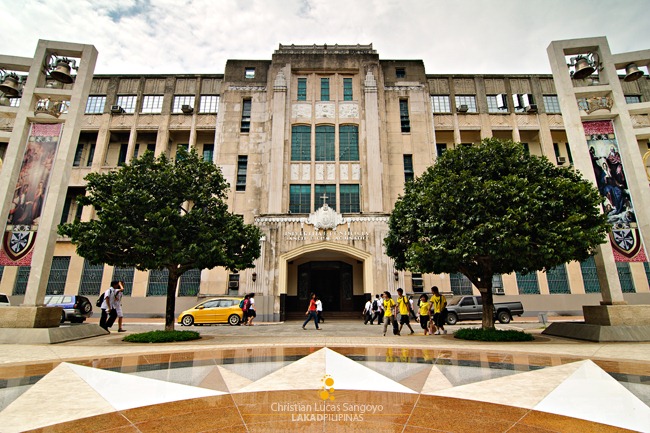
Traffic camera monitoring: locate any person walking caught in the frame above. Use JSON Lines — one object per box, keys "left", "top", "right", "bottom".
{"left": 99, "top": 281, "right": 119, "bottom": 333}
{"left": 302, "top": 293, "right": 321, "bottom": 330}
{"left": 115, "top": 281, "right": 127, "bottom": 332}
{"left": 418, "top": 294, "right": 431, "bottom": 335}
{"left": 372, "top": 294, "right": 383, "bottom": 325}
{"left": 241, "top": 294, "right": 250, "bottom": 325}
{"left": 381, "top": 291, "right": 396, "bottom": 336}
{"left": 246, "top": 293, "right": 256, "bottom": 326}
{"left": 315, "top": 296, "right": 324, "bottom": 324}
{"left": 363, "top": 297, "right": 373, "bottom": 324}
{"left": 431, "top": 286, "right": 448, "bottom": 335}
{"left": 396, "top": 288, "right": 415, "bottom": 335}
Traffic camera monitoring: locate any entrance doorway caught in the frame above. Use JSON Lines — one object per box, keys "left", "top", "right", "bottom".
{"left": 295, "top": 261, "right": 354, "bottom": 313}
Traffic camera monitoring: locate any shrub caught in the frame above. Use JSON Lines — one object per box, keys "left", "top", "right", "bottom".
{"left": 122, "top": 330, "right": 201, "bottom": 343}
{"left": 454, "top": 327, "right": 534, "bottom": 342}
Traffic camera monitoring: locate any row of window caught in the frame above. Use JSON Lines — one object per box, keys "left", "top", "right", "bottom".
{"left": 296, "top": 77, "right": 354, "bottom": 102}
{"left": 291, "top": 125, "right": 359, "bottom": 161}
{"left": 72, "top": 142, "right": 215, "bottom": 167}
{"left": 289, "top": 184, "right": 360, "bottom": 213}
{"left": 85, "top": 95, "right": 220, "bottom": 115}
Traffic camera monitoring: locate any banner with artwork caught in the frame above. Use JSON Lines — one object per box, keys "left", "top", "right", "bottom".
{"left": 0, "top": 123, "right": 63, "bottom": 266}
{"left": 584, "top": 120, "right": 647, "bottom": 262}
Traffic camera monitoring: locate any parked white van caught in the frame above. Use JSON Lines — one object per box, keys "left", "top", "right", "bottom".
{"left": 0, "top": 293, "right": 10, "bottom": 307}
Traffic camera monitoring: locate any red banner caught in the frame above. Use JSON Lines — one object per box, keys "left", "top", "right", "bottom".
{"left": 0, "top": 123, "right": 63, "bottom": 266}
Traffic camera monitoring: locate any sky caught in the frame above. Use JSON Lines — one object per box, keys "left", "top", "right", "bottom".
{"left": 2, "top": 0, "right": 649, "bottom": 76}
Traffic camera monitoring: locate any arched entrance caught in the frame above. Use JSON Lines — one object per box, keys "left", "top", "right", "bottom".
{"left": 278, "top": 242, "right": 374, "bottom": 318}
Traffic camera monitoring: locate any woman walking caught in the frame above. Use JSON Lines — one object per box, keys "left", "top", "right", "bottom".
{"left": 302, "top": 293, "right": 321, "bottom": 330}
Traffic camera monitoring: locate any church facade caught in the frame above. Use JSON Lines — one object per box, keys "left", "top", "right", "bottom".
{"left": 1, "top": 43, "right": 649, "bottom": 320}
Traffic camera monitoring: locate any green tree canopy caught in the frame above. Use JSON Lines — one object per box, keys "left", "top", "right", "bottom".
{"left": 384, "top": 138, "right": 608, "bottom": 329}
{"left": 59, "top": 148, "right": 261, "bottom": 330}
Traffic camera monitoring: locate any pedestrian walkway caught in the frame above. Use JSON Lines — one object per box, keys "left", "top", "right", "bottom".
{"left": 0, "top": 318, "right": 648, "bottom": 432}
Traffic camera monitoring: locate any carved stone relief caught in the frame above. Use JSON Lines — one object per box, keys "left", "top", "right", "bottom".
{"left": 509, "top": 78, "right": 532, "bottom": 94}
{"left": 170, "top": 115, "right": 192, "bottom": 128}
{"left": 302, "top": 164, "right": 310, "bottom": 181}
{"left": 428, "top": 78, "right": 450, "bottom": 94}
{"left": 632, "top": 115, "right": 650, "bottom": 128}
{"left": 547, "top": 114, "right": 564, "bottom": 129}
{"left": 315, "top": 164, "right": 324, "bottom": 180}
{"left": 292, "top": 103, "right": 312, "bottom": 119}
{"left": 144, "top": 78, "right": 166, "bottom": 94}
{"left": 175, "top": 78, "right": 197, "bottom": 94}
{"left": 110, "top": 115, "right": 134, "bottom": 128}
{"left": 339, "top": 103, "right": 359, "bottom": 118}
{"left": 453, "top": 78, "right": 475, "bottom": 94}
{"left": 90, "top": 79, "right": 109, "bottom": 94}
{"left": 457, "top": 115, "right": 481, "bottom": 128}
{"left": 117, "top": 78, "right": 140, "bottom": 94}
{"left": 489, "top": 115, "right": 511, "bottom": 128}
{"left": 340, "top": 164, "right": 349, "bottom": 180}
{"left": 433, "top": 115, "right": 454, "bottom": 129}
{"left": 196, "top": 114, "right": 218, "bottom": 128}
{"left": 516, "top": 114, "right": 539, "bottom": 128}
{"left": 351, "top": 164, "right": 360, "bottom": 180}
{"left": 327, "top": 164, "right": 335, "bottom": 180}
{"left": 539, "top": 78, "right": 556, "bottom": 94}
{"left": 138, "top": 114, "right": 161, "bottom": 127}
{"left": 291, "top": 164, "right": 300, "bottom": 181}
{"left": 315, "top": 103, "right": 335, "bottom": 119}
{"left": 81, "top": 116, "right": 100, "bottom": 128}
{"left": 201, "top": 78, "right": 222, "bottom": 94}
{"left": 484, "top": 78, "right": 506, "bottom": 94}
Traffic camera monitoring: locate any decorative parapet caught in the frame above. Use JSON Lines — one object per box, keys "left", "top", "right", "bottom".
{"left": 274, "top": 70, "right": 287, "bottom": 92}
{"left": 276, "top": 44, "right": 376, "bottom": 55}
{"left": 385, "top": 84, "right": 426, "bottom": 91}
{"left": 228, "top": 86, "right": 266, "bottom": 92}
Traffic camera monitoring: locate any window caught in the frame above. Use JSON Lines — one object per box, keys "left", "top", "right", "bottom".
{"left": 455, "top": 95, "right": 477, "bottom": 113}
{"left": 175, "top": 144, "right": 188, "bottom": 160}
{"left": 46, "top": 256, "right": 70, "bottom": 295}
{"left": 396, "top": 68, "right": 406, "bottom": 79}
{"left": 339, "top": 184, "right": 360, "bottom": 213}
{"left": 241, "top": 98, "right": 251, "bottom": 132}
{"left": 343, "top": 78, "right": 353, "bottom": 101}
{"left": 411, "top": 273, "right": 423, "bottom": 292}
{"left": 147, "top": 269, "right": 169, "bottom": 296}
{"left": 450, "top": 273, "right": 473, "bottom": 295}
{"left": 112, "top": 266, "right": 134, "bottom": 295}
{"left": 9, "top": 98, "right": 20, "bottom": 108}
{"left": 85, "top": 95, "right": 106, "bottom": 114}
{"left": 236, "top": 155, "right": 248, "bottom": 192}
{"left": 546, "top": 265, "right": 570, "bottom": 294}
{"left": 79, "top": 260, "right": 104, "bottom": 296}
{"left": 179, "top": 269, "right": 201, "bottom": 296}
{"left": 290, "top": 185, "right": 311, "bottom": 213}
{"left": 315, "top": 185, "right": 336, "bottom": 211}
{"left": 403, "top": 154, "right": 414, "bottom": 183}
{"left": 431, "top": 95, "right": 451, "bottom": 113}
{"left": 86, "top": 143, "right": 95, "bottom": 166}
{"left": 172, "top": 95, "right": 195, "bottom": 113}
{"left": 199, "top": 95, "right": 219, "bottom": 113}
{"left": 297, "top": 78, "right": 307, "bottom": 101}
{"left": 625, "top": 95, "right": 642, "bottom": 104}
{"left": 245, "top": 67, "right": 255, "bottom": 79}
{"left": 73, "top": 143, "right": 84, "bottom": 167}
{"left": 13, "top": 266, "right": 30, "bottom": 295}
{"left": 117, "top": 143, "right": 128, "bottom": 166}
{"left": 321, "top": 78, "right": 330, "bottom": 101}
{"left": 399, "top": 99, "right": 410, "bottom": 133}
{"left": 315, "top": 125, "right": 335, "bottom": 161}
{"left": 291, "top": 125, "right": 311, "bottom": 161}
{"left": 487, "top": 95, "right": 508, "bottom": 113}
{"left": 436, "top": 143, "right": 447, "bottom": 158}
{"left": 516, "top": 271, "right": 540, "bottom": 294}
{"left": 521, "top": 143, "right": 530, "bottom": 154}
{"left": 141, "top": 95, "right": 163, "bottom": 114}
{"left": 580, "top": 256, "right": 601, "bottom": 293}
{"left": 543, "top": 95, "right": 561, "bottom": 113}
{"left": 339, "top": 125, "right": 359, "bottom": 161}
{"left": 617, "top": 262, "right": 636, "bottom": 293}
{"left": 202, "top": 143, "right": 214, "bottom": 162}
{"left": 115, "top": 95, "right": 137, "bottom": 113}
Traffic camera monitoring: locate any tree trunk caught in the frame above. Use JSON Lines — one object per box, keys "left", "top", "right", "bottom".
{"left": 165, "top": 271, "right": 179, "bottom": 331}
{"left": 478, "top": 283, "right": 495, "bottom": 330}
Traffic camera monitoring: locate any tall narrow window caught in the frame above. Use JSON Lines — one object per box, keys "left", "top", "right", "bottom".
{"left": 291, "top": 125, "right": 311, "bottom": 161}
{"left": 436, "top": 143, "right": 447, "bottom": 158}
{"left": 617, "top": 262, "right": 636, "bottom": 293}
{"left": 46, "top": 256, "right": 70, "bottom": 295}
{"left": 297, "top": 78, "right": 307, "bottom": 101}
{"left": 315, "top": 125, "right": 335, "bottom": 161}
{"left": 321, "top": 78, "right": 330, "bottom": 101}
{"left": 117, "top": 143, "right": 128, "bottom": 166}
{"left": 314, "top": 185, "right": 336, "bottom": 211}
{"left": 580, "top": 256, "right": 601, "bottom": 293}
{"left": 241, "top": 98, "right": 251, "bottom": 132}
{"left": 516, "top": 271, "right": 540, "bottom": 294}
{"left": 202, "top": 143, "right": 214, "bottom": 162}
{"left": 73, "top": 143, "right": 84, "bottom": 167}
{"left": 86, "top": 143, "right": 95, "bottom": 166}
{"left": 343, "top": 78, "right": 353, "bottom": 101}
{"left": 79, "top": 260, "right": 104, "bottom": 296}
{"left": 290, "top": 185, "right": 311, "bottom": 213}
{"left": 403, "top": 155, "right": 414, "bottom": 183}
{"left": 339, "top": 125, "right": 359, "bottom": 161}
{"left": 339, "top": 184, "right": 360, "bottom": 213}
{"left": 547, "top": 265, "right": 570, "bottom": 294}
{"left": 236, "top": 155, "right": 248, "bottom": 192}
{"left": 399, "top": 99, "right": 410, "bottom": 133}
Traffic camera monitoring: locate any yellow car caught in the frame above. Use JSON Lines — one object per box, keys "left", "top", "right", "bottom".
{"left": 177, "top": 297, "right": 244, "bottom": 326}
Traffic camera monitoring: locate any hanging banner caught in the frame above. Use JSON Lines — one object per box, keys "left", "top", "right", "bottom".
{"left": 583, "top": 120, "right": 647, "bottom": 262}
{"left": 0, "top": 123, "right": 63, "bottom": 266}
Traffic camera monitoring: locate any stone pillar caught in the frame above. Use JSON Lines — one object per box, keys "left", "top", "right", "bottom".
{"left": 268, "top": 68, "right": 288, "bottom": 213}
{"left": 364, "top": 70, "right": 384, "bottom": 212}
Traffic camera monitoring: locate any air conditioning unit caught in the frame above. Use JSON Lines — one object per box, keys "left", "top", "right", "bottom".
{"left": 181, "top": 104, "right": 193, "bottom": 114}
{"left": 557, "top": 156, "right": 567, "bottom": 165}
{"left": 526, "top": 104, "right": 538, "bottom": 113}
{"left": 493, "top": 287, "right": 505, "bottom": 295}
{"left": 457, "top": 104, "right": 469, "bottom": 113}
{"left": 228, "top": 281, "right": 239, "bottom": 288}
{"left": 110, "top": 105, "right": 125, "bottom": 114}
{"left": 512, "top": 94, "right": 523, "bottom": 109}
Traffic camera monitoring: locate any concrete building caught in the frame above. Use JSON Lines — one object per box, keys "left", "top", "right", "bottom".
{"left": 1, "top": 41, "right": 649, "bottom": 320}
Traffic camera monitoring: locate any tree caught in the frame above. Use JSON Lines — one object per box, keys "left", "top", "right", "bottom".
{"left": 384, "top": 138, "right": 609, "bottom": 329}
{"left": 59, "top": 148, "right": 262, "bottom": 331}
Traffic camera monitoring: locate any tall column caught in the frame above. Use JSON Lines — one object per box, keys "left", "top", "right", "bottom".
{"left": 268, "top": 68, "right": 288, "bottom": 214}
{"left": 364, "top": 70, "right": 384, "bottom": 212}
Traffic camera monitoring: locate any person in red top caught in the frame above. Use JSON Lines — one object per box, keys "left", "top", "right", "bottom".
{"left": 302, "top": 293, "right": 321, "bottom": 330}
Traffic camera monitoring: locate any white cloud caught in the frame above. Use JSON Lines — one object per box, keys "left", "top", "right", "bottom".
{"left": 2, "top": 0, "right": 649, "bottom": 75}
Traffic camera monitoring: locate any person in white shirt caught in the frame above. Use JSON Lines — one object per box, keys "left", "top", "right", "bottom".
{"left": 363, "top": 298, "right": 373, "bottom": 324}
{"left": 316, "top": 296, "right": 324, "bottom": 324}
{"left": 99, "top": 281, "right": 120, "bottom": 332}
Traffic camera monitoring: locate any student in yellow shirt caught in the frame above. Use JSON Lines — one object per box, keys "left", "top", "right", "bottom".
{"left": 396, "top": 288, "right": 415, "bottom": 335}
{"left": 431, "top": 286, "right": 448, "bottom": 335}
{"left": 381, "top": 291, "right": 396, "bottom": 336}
{"left": 418, "top": 293, "right": 431, "bottom": 335}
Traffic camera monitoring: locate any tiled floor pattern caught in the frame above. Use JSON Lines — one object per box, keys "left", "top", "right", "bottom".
{"left": 0, "top": 347, "right": 648, "bottom": 432}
